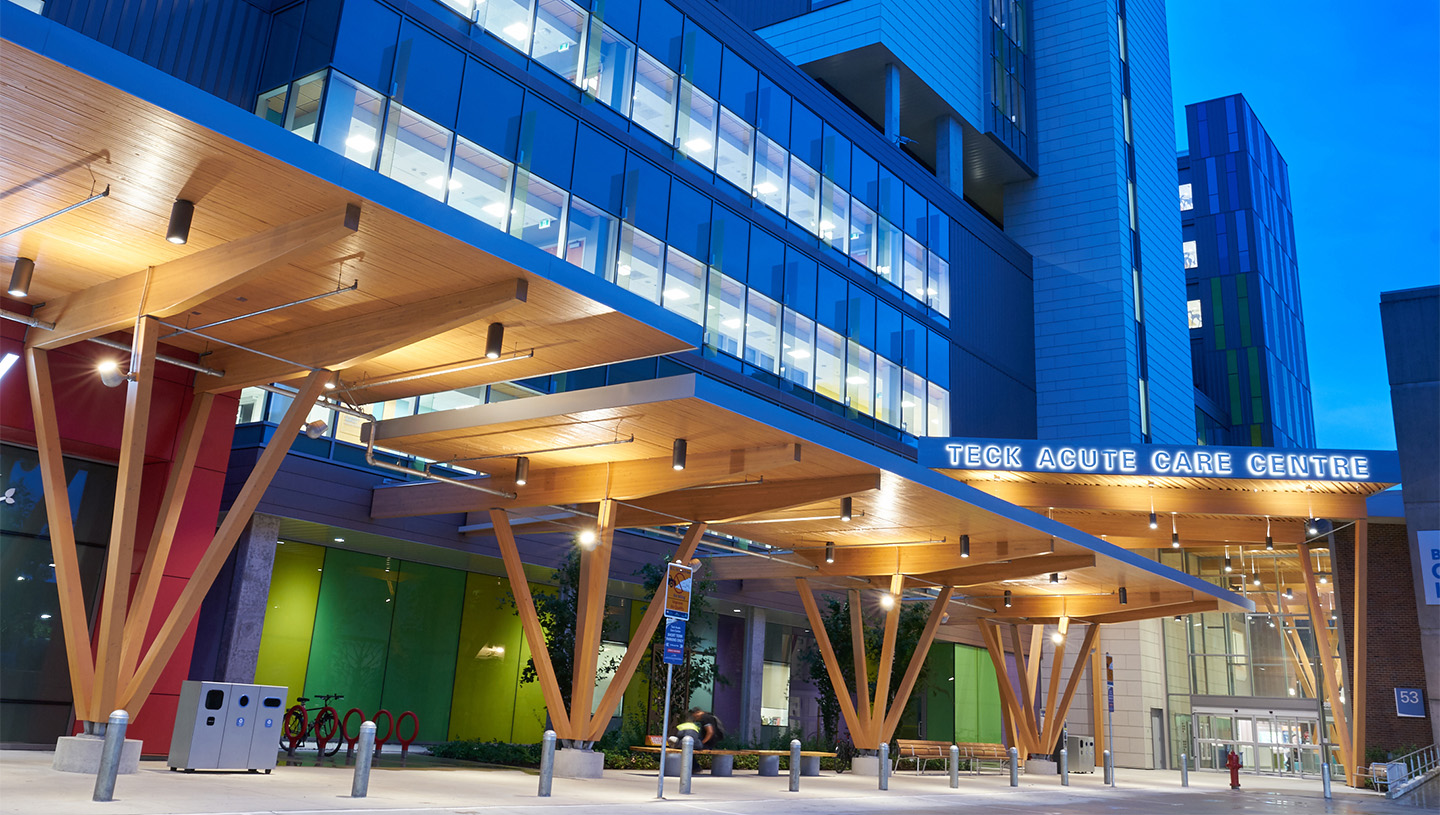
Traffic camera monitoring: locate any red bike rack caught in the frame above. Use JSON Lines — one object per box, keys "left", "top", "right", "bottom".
{"left": 340, "top": 708, "right": 367, "bottom": 759}
{"left": 371, "top": 709, "right": 395, "bottom": 755}
{"left": 313, "top": 706, "right": 340, "bottom": 758}
{"left": 283, "top": 704, "right": 307, "bottom": 756}
{"left": 395, "top": 711, "right": 420, "bottom": 758}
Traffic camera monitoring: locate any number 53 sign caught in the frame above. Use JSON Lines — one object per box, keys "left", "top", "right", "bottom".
{"left": 1395, "top": 688, "right": 1426, "bottom": 718}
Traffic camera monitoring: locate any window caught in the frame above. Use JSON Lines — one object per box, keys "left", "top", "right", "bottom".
{"left": 873, "top": 355, "right": 901, "bottom": 427}
{"left": 927, "top": 382, "right": 950, "bottom": 436}
{"left": 901, "top": 370, "right": 925, "bottom": 434}
{"left": 848, "top": 200, "right": 876, "bottom": 269}
{"left": 256, "top": 86, "right": 287, "bottom": 126}
{"left": 820, "top": 179, "right": 848, "bottom": 254}
{"left": 318, "top": 73, "right": 384, "bottom": 169}
{"left": 662, "top": 248, "right": 705, "bottom": 324}
{"left": 787, "top": 158, "right": 821, "bottom": 235}
{"left": 532, "top": 0, "right": 587, "bottom": 83}
{"left": 582, "top": 24, "right": 634, "bottom": 114}
{"left": 285, "top": 71, "right": 327, "bottom": 140}
{"left": 1188, "top": 299, "right": 1203, "bottom": 329}
{"left": 632, "top": 50, "right": 677, "bottom": 143}
{"left": 1183, "top": 240, "right": 1198, "bottom": 269}
{"left": 617, "top": 224, "right": 663, "bottom": 302}
{"left": 1179, "top": 183, "right": 1194, "bottom": 211}
{"left": 752, "top": 134, "right": 787, "bottom": 212}
{"left": 781, "top": 309, "right": 815, "bottom": 388}
{"left": 845, "top": 340, "right": 874, "bottom": 415}
{"left": 902, "top": 236, "right": 926, "bottom": 302}
{"left": 705, "top": 269, "right": 745, "bottom": 355}
{"left": 814, "top": 324, "right": 845, "bottom": 402}
{"left": 875, "top": 218, "right": 902, "bottom": 286}
{"left": 927, "top": 252, "right": 951, "bottom": 316}
{"left": 744, "top": 290, "right": 781, "bottom": 373}
{"left": 676, "top": 81, "right": 718, "bottom": 169}
{"left": 485, "top": 0, "right": 536, "bottom": 52}
{"left": 450, "top": 137, "right": 514, "bottom": 231}
{"left": 379, "top": 102, "right": 453, "bottom": 200}
{"left": 565, "top": 197, "right": 618, "bottom": 278}
{"left": 510, "top": 170, "right": 567, "bottom": 254}
{"left": 715, "top": 107, "right": 753, "bottom": 193}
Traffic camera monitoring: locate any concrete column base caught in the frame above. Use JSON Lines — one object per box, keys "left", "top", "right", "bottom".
{"left": 711, "top": 754, "right": 734, "bottom": 776}
{"left": 851, "top": 755, "right": 881, "bottom": 777}
{"left": 757, "top": 754, "right": 780, "bottom": 776}
{"left": 52, "top": 734, "right": 142, "bottom": 774}
{"left": 1026, "top": 758, "right": 1057, "bottom": 775}
{"left": 553, "top": 748, "right": 604, "bottom": 778}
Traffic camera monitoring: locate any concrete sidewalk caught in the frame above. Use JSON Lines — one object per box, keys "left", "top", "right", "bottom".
{"left": 0, "top": 749, "right": 1414, "bottom": 815}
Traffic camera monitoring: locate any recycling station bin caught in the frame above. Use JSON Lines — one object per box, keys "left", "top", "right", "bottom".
{"left": 168, "top": 681, "right": 287, "bottom": 772}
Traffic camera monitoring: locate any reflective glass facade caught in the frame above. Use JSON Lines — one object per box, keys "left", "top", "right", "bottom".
{"left": 1180, "top": 95, "right": 1315, "bottom": 448}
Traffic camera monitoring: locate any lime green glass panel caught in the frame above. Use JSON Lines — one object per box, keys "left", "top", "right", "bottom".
{"left": 303, "top": 548, "right": 395, "bottom": 718}
{"left": 254, "top": 541, "right": 325, "bottom": 711}
{"left": 975, "top": 645, "right": 1002, "bottom": 743}
{"left": 510, "top": 582, "right": 552, "bottom": 742}
{"left": 449, "top": 573, "right": 526, "bottom": 741}
{"left": 621, "top": 599, "right": 651, "bottom": 733}
{"left": 380, "top": 559, "right": 464, "bottom": 743}
{"left": 922, "top": 644, "right": 957, "bottom": 740}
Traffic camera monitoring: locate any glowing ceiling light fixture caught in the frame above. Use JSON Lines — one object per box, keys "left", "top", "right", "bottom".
{"left": 1224, "top": 546, "right": 1233, "bottom": 573}
{"left": 1118, "top": 586, "right": 1128, "bottom": 605}
{"left": 1049, "top": 572, "right": 1060, "bottom": 584}
{"left": 1283, "top": 586, "right": 1294, "bottom": 600}
{"left": 346, "top": 134, "right": 376, "bottom": 153}
{"left": 8, "top": 257, "right": 34, "bottom": 297}
{"left": 671, "top": 438, "right": 687, "bottom": 471}
{"left": 485, "top": 322, "right": 505, "bottom": 359}
{"left": 1051, "top": 631, "right": 1063, "bottom": 644}
{"left": 840, "top": 497, "right": 853, "bottom": 522}
{"left": 1266, "top": 515, "right": 1274, "bottom": 550}
{"left": 684, "top": 138, "right": 711, "bottom": 153}
{"left": 1003, "top": 590, "right": 1012, "bottom": 608}
{"left": 959, "top": 534, "right": 970, "bottom": 559}
{"left": 1171, "top": 513, "right": 1179, "bottom": 548}
{"left": 166, "top": 199, "right": 195, "bottom": 244}
{"left": 825, "top": 541, "right": 835, "bottom": 564}
{"left": 514, "top": 456, "right": 530, "bottom": 486}
{"left": 879, "top": 592, "right": 896, "bottom": 611}
{"left": 97, "top": 359, "right": 129, "bottom": 388}
{"left": 0, "top": 352, "right": 19, "bottom": 380}
{"left": 503, "top": 22, "right": 530, "bottom": 41}
{"left": 578, "top": 529, "right": 598, "bottom": 549}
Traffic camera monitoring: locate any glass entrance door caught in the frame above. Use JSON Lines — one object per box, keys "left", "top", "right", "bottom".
{"left": 1192, "top": 711, "right": 1327, "bottom": 778}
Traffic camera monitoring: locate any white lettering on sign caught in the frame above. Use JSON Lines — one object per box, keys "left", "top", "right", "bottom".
{"left": 936, "top": 440, "right": 1380, "bottom": 482}
{"left": 946, "top": 443, "right": 1023, "bottom": 469}
{"left": 1244, "top": 452, "right": 1372, "bottom": 480}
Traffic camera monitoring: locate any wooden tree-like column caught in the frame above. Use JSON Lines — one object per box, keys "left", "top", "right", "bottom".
{"left": 795, "top": 577, "right": 952, "bottom": 750}
{"left": 1298, "top": 532, "right": 1369, "bottom": 786}
{"left": 27, "top": 341, "right": 331, "bottom": 723}
{"left": 490, "top": 506, "right": 708, "bottom": 746}
{"left": 978, "top": 618, "right": 1099, "bottom": 759}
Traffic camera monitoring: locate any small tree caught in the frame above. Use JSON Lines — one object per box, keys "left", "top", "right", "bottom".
{"left": 800, "top": 595, "right": 932, "bottom": 750}
{"left": 637, "top": 556, "right": 725, "bottom": 735}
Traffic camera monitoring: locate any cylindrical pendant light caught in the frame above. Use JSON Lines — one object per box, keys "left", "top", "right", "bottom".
{"left": 7, "top": 257, "right": 34, "bottom": 297}
{"left": 960, "top": 534, "right": 970, "bottom": 558}
{"left": 824, "top": 542, "right": 835, "bottom": 564}
{"left": 840, "top": 496, "right": 853, "bottom": 522}
{"left": 485, "top": 322, "right": 505, "bottom": 359}
{"left": 167, "top": 199, "right": 195, "bottom": 244}
{"left": 671, "top": 438, "right": 687, "bottom": 470}
{"left": 1003, "top": 590, "right": 1012, "bottom": 608}
{"left": 515, "top": 455, "right": 530, "bottom": 486}
{"left": 1118, "top": 586, "right": 1128, "bottom": 605}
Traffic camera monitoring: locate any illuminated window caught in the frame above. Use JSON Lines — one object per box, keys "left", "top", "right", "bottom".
{"left": 752, "top": 134, "right": 788, "bottom": 212}
{"left": 705, "top": 269, "right": 745, "bottom": 355}
{"left": 379, "top": 102, "right": 453, "bottom": 201}
{"left": 1179, "top": 183, "right": 1193, "bottom": 211}
{"left": 676, "top": 82, "right": 719, "bottom": 169}
{"left": 662, "top": 248, "right": 705, "bottom": 324}
{"left": 1183, "top": 240, "right": 1198, "bottom": 269}
{"left": 715, "top": 107, "right": 753, "bottom": 193}
{"left": 532, "top": 0, "right": 587, "bottom": 83}
{"left": 632, "top": 51, "right": 677, "bottom": 143}
{"left": 617, "top": 224, "right": 663, "bottom": 303}
{"left": 781, "top": 309, "right": 815, "bottom": 388}
{"left": 450, "top": 138, "right": 514, "bottom": 231}
{"left": 1188, "top": 299, "right": 1203, "bottom": 329}
{"left": 581, "top": 24, "right": 634, "bottom": 114}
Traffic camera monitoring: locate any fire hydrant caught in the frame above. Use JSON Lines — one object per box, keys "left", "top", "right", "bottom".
{"left": 1226, "top": 750, "right": 1243, "bottom": 789}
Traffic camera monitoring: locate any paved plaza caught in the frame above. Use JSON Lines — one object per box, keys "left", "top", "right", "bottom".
{"left": 1, "top": 750, "right": 1432, "bottom": 815}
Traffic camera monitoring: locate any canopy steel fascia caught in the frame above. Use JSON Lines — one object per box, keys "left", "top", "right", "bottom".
{"left": 368, "top": 373, "right": 1254, "bottom": 615}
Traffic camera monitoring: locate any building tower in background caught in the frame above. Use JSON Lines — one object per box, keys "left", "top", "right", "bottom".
{"left": 1180, "top": 94, "right": 1315, "bottom": 448}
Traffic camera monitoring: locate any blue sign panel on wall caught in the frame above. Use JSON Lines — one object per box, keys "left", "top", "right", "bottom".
{"left": 1395, "top": 688, "right": 1426, "bottom": 718}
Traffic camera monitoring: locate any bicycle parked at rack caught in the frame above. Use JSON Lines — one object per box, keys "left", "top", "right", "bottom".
{"left": 281, "top": 693, "right": 344, "bottom": 756}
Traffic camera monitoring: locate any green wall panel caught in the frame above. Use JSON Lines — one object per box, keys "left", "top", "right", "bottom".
{"left": 254, "top": 541, "right": 324, "bottom": 711}
{"left": 621, "top": 600, "right": 651, "bottom": 733}
{"left": 303, "top": 548, "right": 395, "bottom": 718}
{"left": 380, "top": 559, "right": 465, "bottom": 743}
{"left": 449, "top": 573, "right": 525, "bottom": 742}
{"left": 922, "top": 644, "right": 956, "bottom": 740}
{"left": 509, "top": 583, "right": 551, "bottom": 743}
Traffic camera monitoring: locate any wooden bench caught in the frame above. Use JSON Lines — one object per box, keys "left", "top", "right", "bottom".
{"left": 894, "top": 739, "right": 954, "bottom": 774}
{"left": 955, "top": 742, "right": 1011, "bottom": 774}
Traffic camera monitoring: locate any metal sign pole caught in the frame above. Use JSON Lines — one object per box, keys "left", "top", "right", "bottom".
{"left": 1106, "top": 652, "right": 1115, "bottom": 787}
{"left": 657, "top": 662, "right": 674, "bottom": 800}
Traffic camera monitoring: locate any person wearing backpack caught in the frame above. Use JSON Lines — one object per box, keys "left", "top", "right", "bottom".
{"left": 689, "top": 707, "right": 724, "bottom": 751}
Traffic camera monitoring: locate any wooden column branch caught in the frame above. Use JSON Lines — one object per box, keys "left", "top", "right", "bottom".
{"left": 492, "top": 509, "right": 573, "bottom": 740}
{"left": 797, "top": 578, "right": 867, "bottom": 747}
{"left": 93, "top": 316, "right": 160, "bottom": 717}
{"left": 1008, "top": 624, "right": 1041, "bottom": 751}
{"left": 848, "top": 589, "right": 872, "bottom": 737}
{"left": 880, "top": 587, "right": 953, "bottom": 741}
{"left": 585, "top": 522, "right": 708, "bottom": 741}
{"left": 122, "top": 369, "right": 331, "bottom": 716}
{"left": 24, "top": 348, "right": 96, "bottom": 721}
{"left": 1026, "top": 624, "right": 1044, "bottom": 706}
{"left": 121, "top": 391, "right": 215, "bottom": 675}
{"left": 1090, "top": 627, "right": 1105, "bottom": 759}
{"left": 569, "top": 498, "right": 617, "bottom": 740}
{"left": 1038, "top": 616, "right": 1071, "bottom": 752}
{"left": 1298, "top": 542, "right": 1354, "bottom": 784}
{"left": 871, "top": 574, "right": 903, "bottom": 744}
{"left": 980, "top": 620, "right": 1030, "bottom": 757}
{"left": 1041, "top": 622, "right": 1097, "bottom": 754}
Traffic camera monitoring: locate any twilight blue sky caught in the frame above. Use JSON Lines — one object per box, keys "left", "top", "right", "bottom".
{"left": 1167, "top": 0, "right": 1440, "bottom": 451}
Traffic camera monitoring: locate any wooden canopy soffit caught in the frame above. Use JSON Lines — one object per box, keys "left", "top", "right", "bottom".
{"left": 966, "top": 480, "right": 1372, "bottom": 520}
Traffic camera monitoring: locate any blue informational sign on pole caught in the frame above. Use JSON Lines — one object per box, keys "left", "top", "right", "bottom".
{"left": 1395, "top": 688, "right": 1426, "bottom": 718}
{"left": 1107, "top": 682, "right": 1114, "bottom": 713}
{"left": 663, "top": 618, "right": 686, "bottom": 666}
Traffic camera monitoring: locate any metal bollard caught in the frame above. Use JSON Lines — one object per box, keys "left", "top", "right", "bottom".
{"left": 680, "top": 736, "right": 694, "bottom": 795}
{"left": 1009, "top": 747, "right": 1019, "bottom": 786}
{"left": 538, "top": 730, "right": 556, "bottom": 797}
{"left": 1322, "top": 761, "right": 1331, "bottom": 799}
{"left": 1060, "top": 747, "right": 1069, "bottom": 786}
{"left": 1180, "top": 753, "right": 1188, "bottom": 787}
{"left": 878, "top": 742, "right": 889, "bottom": 790}
{"left": 351, "top": 721, "right": 376, "bottom": 798}
{"left": 92, "top": 710, "right": 129, "bottom": 802}
{"left": 1102, "top": 749, "right": 1113, "bottom": 786}
{"left": 788, "top": 739, "right": 801, "bottom": 792}
{"left": 950, "top": 744, "right": 960, "bottom": 789}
